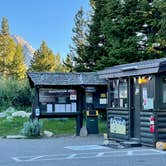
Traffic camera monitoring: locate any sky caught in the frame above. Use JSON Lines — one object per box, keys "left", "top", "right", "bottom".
{"left": 0, "top": 0, "right": 90, "bottom": 59}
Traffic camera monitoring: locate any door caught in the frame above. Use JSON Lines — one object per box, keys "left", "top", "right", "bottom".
{"left": 132, "top": 77, "right": 141, "bottom": 139}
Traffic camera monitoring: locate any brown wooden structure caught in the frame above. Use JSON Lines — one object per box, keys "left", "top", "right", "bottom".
{"left": 27, "top": 72, "right": 107, "bottom": 136}
{"left": 99, "top": 58, "right": 166, "bottom": 146}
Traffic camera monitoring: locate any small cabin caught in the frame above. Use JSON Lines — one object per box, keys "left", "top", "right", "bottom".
{"left": 27, "top": 72, "right": 107, "bottom": 135}
{"left": 99, "top": 58, "right": 166, "bottom": 146}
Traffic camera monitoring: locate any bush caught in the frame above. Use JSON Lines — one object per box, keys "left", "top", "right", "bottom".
{"left": 0, "top": 77, "right": 33, "bottom": 108}
{"left": 21, "top": 119, "right": 43, "bottom": 137}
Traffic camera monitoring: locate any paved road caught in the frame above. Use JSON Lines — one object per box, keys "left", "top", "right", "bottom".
{"left": 1, "top": 135, "right": 166, "bottom": 166}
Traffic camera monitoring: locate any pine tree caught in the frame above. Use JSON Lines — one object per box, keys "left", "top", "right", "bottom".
{"left": 0, "top": 35, "right": 16, "bottom": 76}
{"left": 29, "top": 41, "right": 56, "bottom": 72}
{"left": 95, "top": 0, "right": 164, "bottom": 69}
{"left": 70, "top": 7, "right": 88, "bottom": 72}
{"left": 1, "top": 17, "right": 9, "bottom": 35}
{"left": 153, "top": 0, "right": 166, "bottom": 53}
{"left": 54, "top": 53, "right": 65, "bottom": 72}
{"left": 9, "top": 44, "right": 27, "bottom": 79}
{"left": 63, "top": 54, "right": 74, "bottom": 72}
{"left": 85, "top": 0, "right": 108, "bottom": 71}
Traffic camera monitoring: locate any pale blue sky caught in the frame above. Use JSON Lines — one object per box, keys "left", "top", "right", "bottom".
{"left": 0, "top": 0, "right": 90, "bottom": 59}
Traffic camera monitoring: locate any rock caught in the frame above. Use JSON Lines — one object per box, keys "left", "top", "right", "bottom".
{"left": 12, "top": 111, "right": 30, "bottom": 118}
{"left": 6, "top": 116, "right": 13, "bottom": 121}
{"left": 80, "top": 126, "right": 88, "bottom": 137}
{"left": 103, "top": 133, "right": 108, "bottom": 140}
{"left": 6, "top": 135, "right": 27, "bottom": 139}
{"left": 103, "top": 140, "right": 110, "bottom": 146}
{"left": 0, "top": 112, "right": 7, "bottom": 118}
{"left": 5, "top": 107, "right": 16, "bottom": 114}
{"left": 43, "top": 130, "right": 54, "bottom": 138}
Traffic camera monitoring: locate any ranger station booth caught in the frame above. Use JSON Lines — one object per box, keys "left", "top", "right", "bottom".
{"left": 99, "top": 58, "right": 166, "bottom": 146}
{"left": 28, "top": 72, "right": 107, "bottom": 136}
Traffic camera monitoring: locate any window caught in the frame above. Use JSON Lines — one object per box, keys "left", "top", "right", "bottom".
{"left": 86, "top": 93, "right": 93, "bottom": 104}
{"left": 110, "top": 79, "right": 128, "bottom": 108}
{"left": 162, "top": 78, "right": 166, "bottom": 104}
{"left": 140, "top": 76, "right": 154, "bottom": 110}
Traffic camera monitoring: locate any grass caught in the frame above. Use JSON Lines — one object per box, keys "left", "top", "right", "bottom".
{"left": 0, "top": 117, "right": 107, "bottom": 137}
{"left": 0, "top": 117, "right": 28, "bottom": 136}
{"left": 41, "top": 118, "right": 76, "bottom": 135}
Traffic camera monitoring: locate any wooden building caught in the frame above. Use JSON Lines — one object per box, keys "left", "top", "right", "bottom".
{"left": 27, "top": 72, "right": 107, "bottom": 135}
{"left": 99, "top": 58, "right": 166, "bottom": 146}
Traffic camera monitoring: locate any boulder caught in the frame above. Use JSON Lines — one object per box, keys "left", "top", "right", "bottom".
{"left": 6, "top": 135, "right": 27, "bottom": 139}
{"left": 12, "top": 111, "right": 30, "bottom": 118}
{"left": 43, "top": 130, "right": 54, "bottom": 138}
{"left": 0, "top": 112, "right": 7, "bottom": 118}
{"left": 5, "top": 107, "right": 16, "bottom": 114}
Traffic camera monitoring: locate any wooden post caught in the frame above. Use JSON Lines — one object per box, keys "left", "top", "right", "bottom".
{"left": 76, "top": 113, "right": 83, "bottom": 136}
{"left": 33, "top": 86, "right": 39, "bottom": 119}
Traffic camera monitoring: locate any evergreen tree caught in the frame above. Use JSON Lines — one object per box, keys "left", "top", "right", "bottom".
{"left": 0, "top": 34, "right": 16, "bottom": 77}
{"left": 54, "top": 53, "right": 65, "bottom": 72}
{"left": 63, "top": 54, "right": 74, "bottom": 72}
{"left": 95, "top": 0, "right": 164, "bottom": 69}
{"left": 1, "top": 17, "right": 9, "bottom": 35}
{"left": 9, "top": 44, "right": 27, "bottom": 79}
{"left": 29, "top": 41, "right": 56, "bottom": 72}
{"left": 70, "top": 7, "right": 88, "bottom": 72}
{"left": 153, "top": 0, "right": 166, "bottom": 53}
{"left": 85, "top": 0, "right": 108, "bottom": 71}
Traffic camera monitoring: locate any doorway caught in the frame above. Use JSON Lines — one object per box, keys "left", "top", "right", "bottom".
{"left": 131, "top": 77, "right": 141, "bottom": 139}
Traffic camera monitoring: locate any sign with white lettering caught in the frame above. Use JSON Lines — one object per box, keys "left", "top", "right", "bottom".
{"left": 110, "top": 117, "right": 126, "bottom": 135}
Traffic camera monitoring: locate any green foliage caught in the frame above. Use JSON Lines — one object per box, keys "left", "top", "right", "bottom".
{"left": 63, "top": 54, "right": 74, "bottom": 72}
{"left": 0, "top": 18, "right": 27, "bottom": 79}
{"left": 0, "top": 78, "right": 32, "bottom": 107}
{"left": 85, "top": 0, "right": 108, "bottom": 71}
{"left": 72, "top": 0, "right": 166, "bottom": 71}
{"left": 21, "top": 119, "right": 43, "bottom": 137}
{"left": 0, "top": 117, "right": 28, "bottom": 136}
{"left": 1, "top": 17, "right": 9, "bottom": 35}
{"left": 42, "top": 118, "right": 75, "bottom": 135}
{"left": 29, "top": 41, "right": 57, "bottom": 72}
{"left": 54, "top": 53, "right": 66, "bottom": 72}
{"left": 0, "top": 35, "right": 16, "bottom": 76}
{"left": 9, "top": 44, "right": 27, "bottom": 79}
{"left": 70, "top": 7, "right": 88, "bottom": 72}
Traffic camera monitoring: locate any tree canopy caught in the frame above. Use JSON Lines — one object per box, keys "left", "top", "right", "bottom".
{"left": 71, "top": 0, "right": 166, "bottom": 71}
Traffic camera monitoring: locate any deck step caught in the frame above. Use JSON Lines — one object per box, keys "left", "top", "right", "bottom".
{"left": 120, "top": 141, "right": 141, "bottom": 148}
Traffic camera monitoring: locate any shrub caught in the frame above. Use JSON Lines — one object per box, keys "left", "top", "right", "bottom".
{"left": 21, "top": 119, "right": 43, "bottom": 137}
{"left": 0, "top": 77, "right": 33, "bottom": 108}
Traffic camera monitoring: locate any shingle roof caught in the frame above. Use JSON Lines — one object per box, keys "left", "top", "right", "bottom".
{"left": 98, "top": 58, "right": 166, "bottom": 79}
{"left": 27, "top": 72, "right": 107, "bottom": 87}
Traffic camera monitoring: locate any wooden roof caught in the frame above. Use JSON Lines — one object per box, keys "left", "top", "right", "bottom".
{"left": 98, "top": 58, "right": 166, "bottom": 79}
{"left": 27, "top": 72, "right": 107, "bottom": 87}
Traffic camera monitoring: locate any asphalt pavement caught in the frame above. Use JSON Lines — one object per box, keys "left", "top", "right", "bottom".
{"left": 0, "top": 135, "right": 166, "bottom": 166}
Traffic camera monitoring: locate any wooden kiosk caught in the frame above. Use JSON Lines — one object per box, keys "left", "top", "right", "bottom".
{"left": 99, "top": 58, "right": 166, "bottom": 146}
{"left": 27, "top": 72, "right": 107, "bottom": 136}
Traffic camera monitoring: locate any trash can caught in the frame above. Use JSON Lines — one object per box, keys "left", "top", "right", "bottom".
{"left": 86, "top": 110, "right": 99, "bottom": 134}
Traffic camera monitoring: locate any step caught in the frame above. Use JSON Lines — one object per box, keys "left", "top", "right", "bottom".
{"left": 120, "top": 141, "right": 141, "bottom": 148}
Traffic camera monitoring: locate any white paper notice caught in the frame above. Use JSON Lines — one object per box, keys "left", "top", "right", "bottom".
{"left": 47, "top": 104, "right": 53, "bottom": 113}
{"left": 142, "top": 88, "right": 147, "bottom": 99}
{"left": 66, "top": 104, "right": 71, "bottom": 112}
{"left": 55, "top": 104, "right": 65, "bottom": 112}
{"left": 144, "top": 98, "right": 154, "bottom": 110}
{"left": 71, "top": 102, "right": 77, "bottom": 112}
{"left": 100, "top": 98, "right": 107, "bottom": 104}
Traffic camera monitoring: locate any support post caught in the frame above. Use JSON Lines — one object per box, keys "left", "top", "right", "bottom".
{"left": 76, "top": 113, "right": 83, "bottom": 136}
